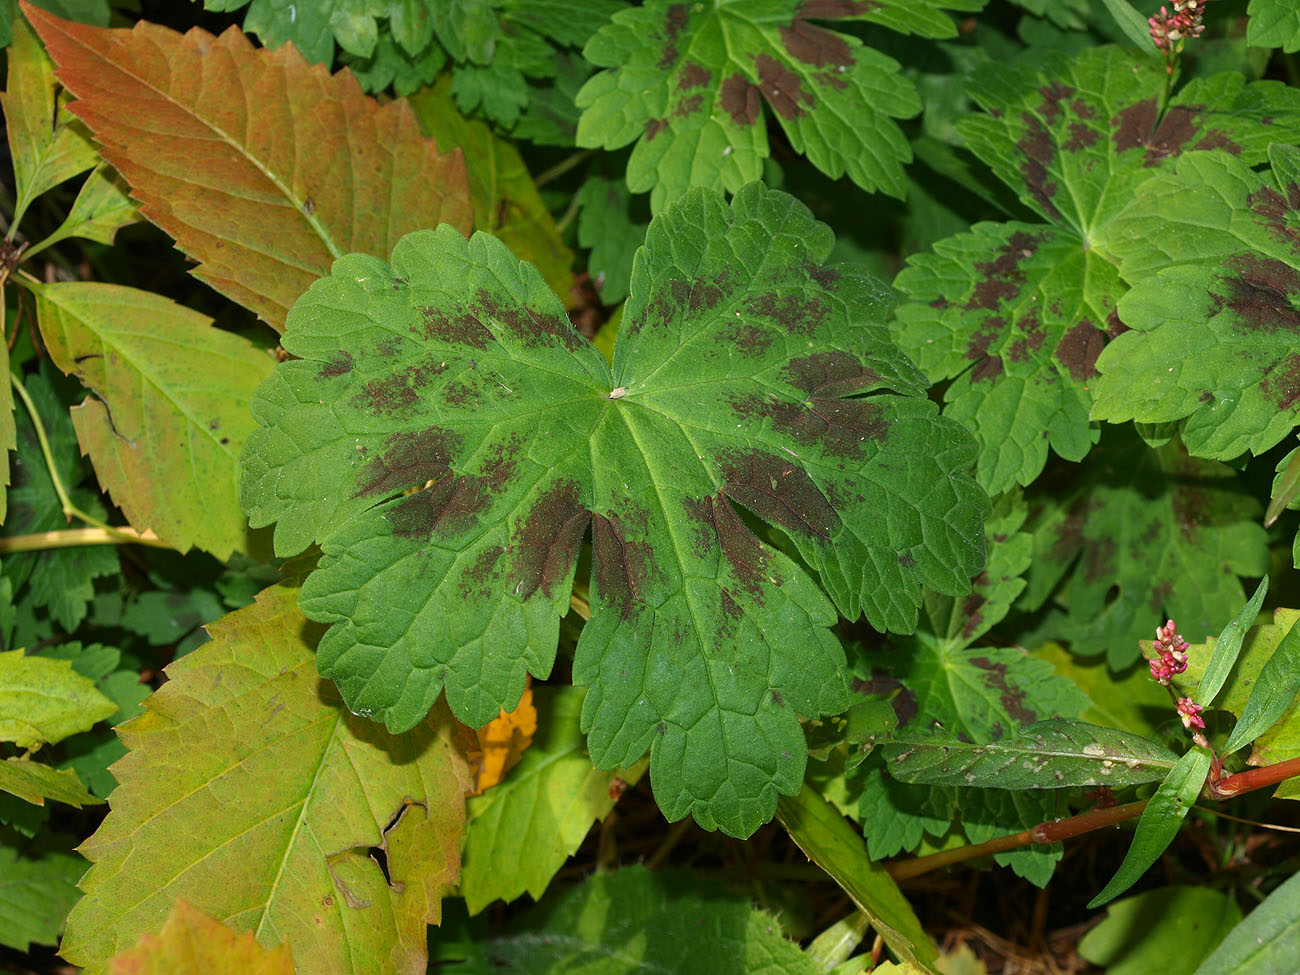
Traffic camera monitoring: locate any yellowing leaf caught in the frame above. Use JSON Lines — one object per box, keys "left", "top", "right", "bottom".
{"left": 0, "top": 755, "right": 102, "bottom": 807}
{"left": 31, "top": 282, "right": 275, "bottom": 557}
{"left": 25, "top": 2, "right": 473, "bottom": 330}
{"left": 60, "top": 584, "right": 474, "bottom": 975}
{"left": 108, "top": 901, "right": 294, "bottom": 975}
{"left": 1, "top": 12, "right": 97, "bottom": 228}
{"left": 470, "top": 678, "right": 537, "bottom": 794}
{"left": 0, "top": 648, "right": 117, "bottom": 749}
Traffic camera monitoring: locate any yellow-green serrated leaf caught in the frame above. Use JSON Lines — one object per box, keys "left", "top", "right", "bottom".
{"left": 461, "top": 685, "right": 646, "bottom": 914}
{"left": 60, "top": 584, "right": 474, "bottom": 975}
{"left": 0, "top": 756, "right": 102, "bottom": 806}
{"left": 1096, "top": 147, "right": 1300, "bottom": 460}
{"left": 106, "top": 901, "right": 294, "bottom": 975}
{"left": 1, "top": 12, "right": 97, "bottom": 228}
{"left": 27, "top": 163, "right": 139, "bottom": 256}
{"left": 241, "top": 182, "right": 988, "bottom": 838}
{"left": 0, "top": 648, "right": 116, "bottom": 749}
{"left": 893, "top": 46, "right": 1300, "bottom": 493}
{"left": 576, "top": 0, "right": 927, "bottom": 212}
{"left": 30, "top": 282, "right": 275, "bottom": 557}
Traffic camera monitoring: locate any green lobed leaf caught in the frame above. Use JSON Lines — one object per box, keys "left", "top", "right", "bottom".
{"left": 1080, "top": 886, "right": 1240, "bottom": 975}
{"left": 1248, "top": 0, "right": 1300, "bottom": 53}
{"left": 1087, "top": 747, "right": 1212, "bottom": 908}
{"left": 1221, "top": 610, "right": 1300, "bottom": 755}
{"left": 1020, "top": 429, "right": 1268, "bottom": 667}
{"left": 1032, "top": 642, "right": 1172, "bottom": 737}
{"left": 0, "top": 835, "right": 84, "bottom": 952}
{"left": 433, "top": 866, "right": 819, "bottom": 975}
{"left": 0, "top": 756, "right": 101, "bottom": 806}
{"left": 892, "top": 47, "right": 1300, "bottom": 493}
{"left": 1198, "top": 576, "right": 1269, "bottom": 708}
{"left": 0, "top": 647, "right": 116, "bottom": 749}
{"left": 241, "top": 182, "right": 988, "bottom": 837}
{"left": 1, "top": 12, "right": 97, "bottom": 229}
{"left": 1194, "top": 869, "right": 1300, "bottom": 975}
{"left": 30, "top": 281, "right": 275, "bottom": 558}
{"left": 884, "top": 718, "right": 1179, "bottom": 789}
{"left": 576, "top": 0, "right": 932, "bottom": 212}
{"left": 777, "top": 784, "right": 938, "bottom": 974}
{"left": 460, "top": 685, "right": 647, "bottom": 914}
{"left": 1095, "top": 147, "right": 1300, "bottom": 460}
{"left": 577, "top": 172, "right": 649, "bottom": 306}
{"left": 59, "top": 584, "right": 474, "bottom": 975}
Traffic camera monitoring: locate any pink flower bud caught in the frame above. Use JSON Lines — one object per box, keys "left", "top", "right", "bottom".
{"left": 1177, "top": 698, "right": 1205, "bottom": 730}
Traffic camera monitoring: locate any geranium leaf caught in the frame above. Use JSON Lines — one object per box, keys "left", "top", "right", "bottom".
{"left": 883, "top": 719, "right": 1180, "bottom": 789}
{"left": 59, "top": 584, "right": 474, "bottom": 975}
{"left": 1, "top": 12, "right": 97, "bottom": 228}
{"left": 1088, "top": 747, "right": 1211, "bottom": 908}
{"left": 1021, "top": 429, "right": 1269, "bottom": 667}
{"left": 1248, "top": 0, "right": 1300, "bottom": 53}
{"left": 241, "top": 182, "right": 988, "bottom": 837}
{"left": 460, "top": 685, "right": 646, "bottom": 914}
{"left": 575, "top": 0, "right": 952, "bottom": 212}
{"left": 25, "top": 2, "right": 473, "bottom": 331}
{"left": 30, "top": 282, "right": 275, "bottom": 557}
{"left": 107, "top": 901, "right": 294, "bottom": 975}
{"left": 892, "top": 46, "right": 1300, "bottom": 493}
{"left": 1094, "top": 147, "right": 1300, "bottom": 460}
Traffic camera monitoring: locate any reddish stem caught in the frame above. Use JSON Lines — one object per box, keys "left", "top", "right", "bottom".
{"left": 886, "top": 755, "right": 1300, "bottom": 883}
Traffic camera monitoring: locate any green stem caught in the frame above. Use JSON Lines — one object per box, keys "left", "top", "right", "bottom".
{"left": 0, "top": 526, "right": 163, "bottom": 552}
{"left": 555, "top": 190, "right": 583, "bottom": 236}
{"left": 534, "top": 148, "right": 596, "bottom": 189}
{"left": 9, "top": 372, "right": 170, "bottom": 549}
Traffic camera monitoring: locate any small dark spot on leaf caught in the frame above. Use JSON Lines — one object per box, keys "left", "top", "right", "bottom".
{"left": 898, "top": 551, "right": 916, "bottom": 567}
{"left": 678, "top": 62, "right": 711, "bottom": 89}
{"left": 1199, "top": 390, "right": 1214, "bottom": 403}
{"left": 420, "top": 306, "right": 492, "bottom": 349}
{"left": 965, "top": 316, "right": 1005, "bottom": 362}
{"left": 724, "top": 323, "right": 775, "bottom": 356}
{"left": 645, "top": 118, "right": 669, "bottom": 141}
{"left": 798, "top": 0, "right": 876, "bottom": 17}
{"left": 357, "top": 427, "right": 459, "bottom": 498}
{"left": 892, "top": 686, "right": 918, "bottom": 726}
{"left": 970, "top": 656, "right": 1037, "bottom": 726}
{"left": 1193, "top": 130, "right": 1241, "bottom": 155}
{"left": 1064, "top": 122, "right": 1097, "bottom": 151}
{"left": 658, "top": 3, "right": 687, "bottom": 68}
{"left": 319, "top": 351, "right": 354, "bottom": 378}
{"left": 675, "top": 94, "right": 703, "bottom": 117}
{"left": 1055, "top": 319, "right": 1105, "bottom": 381}
{"left": 1262, "top": 352, "right": 1300, "bottom": 411}
{"left": 744, "top": 291, "right": 828, "bottom": 336}
{"left": 783, "top": 350, "right": 881, "bottom": 398}
{"left": 389, "top": 473, "right": 491, "bottom": 539}
{"left": 358, "top": 360, "right": 443, "bottom": 416}
{"left": 968, "top": 230, "right": 1041, "bottom": 311}
{"left": 756, "top": 53, "right": 811, "bottom": 120}
{"left": 772, "top": 690, "right": 784, "bottom": 706}
{"left": 1038, "top": 82, "right": 1073, "bottom": 124}
{"left": 1215, "top": 255, "right": 1300, "bottom": 333}
{"left": 971, "top": 355, "right": 1003, "bottom": 382}
{"left": 476, "top": 289, "right": 583, "bottom": 351}
{"left": 1113, "top": 98, "right": 1158, "bottom": 154}
{"left": 593, "top": 513, "right": 656, "bottom": 619}
{"left": 462, "top": 545, "right": 504, "bottom": 598}
{"left": 303, "top": 196, "right": 316, "bottom": 216}
{"left": 1070, "top": 98, "right": 1096, "bottom": 120}
{"left": 1017, "top": 113, "right": 1059, "bottom": 218}
{"left": 1105, "top": 308, "right": 1129, "bottom": 339}
{"left": 718, "top": 448, "right": 839, "bottom": 539}
{"left": 780, "top": 20, "right": 851, "bottom": 68}
{"left": 1083, "top": 536, "right": 1116, "bottom": 584}
{"left": 1247, "top": 184, "right": 1300, "bottom": 251}
{"left": 511, "top": 480, "right": 591, "bottom": 600}
{"left": 721, "top": 74, "right": 761, "bottom": 126}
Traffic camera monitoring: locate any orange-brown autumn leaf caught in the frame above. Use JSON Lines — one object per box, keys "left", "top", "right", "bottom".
{"left": 108, "top": 901, "right": 293, "bottom": 975}
{"left": 22, "top": 2, "right": 472, "bottom": 331}
{"left": 469, "top": 678, "right": 537, "bottom": 795}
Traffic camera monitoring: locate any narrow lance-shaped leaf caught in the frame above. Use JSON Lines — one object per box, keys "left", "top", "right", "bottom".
{"left": 1096, "top": 146, "right": 1300, "bottom": 460}
{"left": 30, "top": 282, "right": 275, "bottom": 558}
{"left": 1222, "top": 612, "right": 1300, "bottom": 754}
{"left": 241, "top": 182, "right": 988, "bottom": 838}
{"left": 0, "top": 755, "right": 102, "bottom": 807}
{"left": 1194, "top": 868, "right": 1300, "bottom": 975}
{"left": 1198, "top": 576, "right": 1269, "bottom": 708}
{"left": 1088, "top": 747, "right": 1212, "bottom": 908}
{"left": 60, "top": 584, "right": 474, "bottom": 975}
{"left": 885, "top": 719, "right": 1180, "bottom": 789}
{"left": 25, "top": 2, "right": 472, "bottom": 330}
{"left": 1266, "top": 440, "right": 1300, "bottom": 528}
{"left": 777, "top": 784, "right": 938, "bottom": 975}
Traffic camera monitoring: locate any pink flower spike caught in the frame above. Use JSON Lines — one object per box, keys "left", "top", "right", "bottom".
{"left": 1177, "top": 697, "right": 1205, "bottom": 730}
